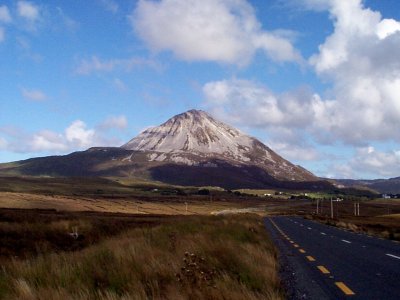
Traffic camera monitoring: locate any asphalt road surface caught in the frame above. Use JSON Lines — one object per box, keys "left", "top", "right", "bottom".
{"left": 264, "top": 216, "right": 400, "bottom": 299}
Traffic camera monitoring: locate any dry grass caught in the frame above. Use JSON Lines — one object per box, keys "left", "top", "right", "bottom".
{"left": 0, "top": 214, "right": 283, "bottom": 300}
{"left": 312, "top": 214, "right": 400, "bottom": 241}
{"left": 0, "top": 192, "right": 249, "bottom": 215}
{"left": 0, "top": 209, "right": 171, "bottom": 260}
{"left": 381, "top": 213, "right": 400, "bottom": 218}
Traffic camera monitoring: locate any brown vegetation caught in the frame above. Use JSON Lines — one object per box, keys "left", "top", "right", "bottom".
{"left": 309, "top": 213, "right": 400, "bottom": 241}
{"left": 0, "top": 210, "right": 283, "bottom": 300}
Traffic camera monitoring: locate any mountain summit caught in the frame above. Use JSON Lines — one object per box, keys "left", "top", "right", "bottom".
{"left": 122, "top": 110, "right": 252, "bottom": 156}
{"left": 0, "top": 109, "right": 330, "bottom": 189}
{"left": 122, "top": 109, "right": 315, "bottom": 182}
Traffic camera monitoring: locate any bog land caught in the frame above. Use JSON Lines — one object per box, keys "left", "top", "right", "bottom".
{"left": 1, "top": 176, "right": 400, "bottom": 299}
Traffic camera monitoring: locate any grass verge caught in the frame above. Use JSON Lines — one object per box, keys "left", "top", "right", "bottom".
{"left": 0, "top": 213, "right": 282, "bottom": 300}
{"left": 309, "top": 215, "right": 400, "bottom": 241}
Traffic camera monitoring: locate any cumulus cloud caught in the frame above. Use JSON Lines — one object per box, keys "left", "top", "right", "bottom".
{"left": 203, "top": 78, "right": 326, "bottom": 162}
{"left": 75, "top": 56, "right": 159, "bottom": 75}
{"left": 65, "top": 120, "right": 95, "bottom": 148}
{"left": 30, "top": 130, "right": 67, "bottom": 152}
{"left": 204, "top": 0, "right": 400, "bottom": 149}
{"left": 268, "top": 141, "right": 320, "bottom": 162}
{"left": 307, "top": 0, "right": 400, "bottom": 144}
{"left": 131, "top": 0, "right": 302, "bottom": 65}
{"left": 202, "top": 75, "right": 400, "bottom": 176}
{"left": 21, "top": 88, "right": 47, "bottom": 101}
{"left": 0, "top": 5, "right": 12, "bottom": 23}
{"left": 0, "top": 116, "right": 128, "bottom": 155}
{"left": 203, "top": 79, "right": 318, "bottom": 129}
{"left": 330, "top": 147, "right": 400, "bottom": 179}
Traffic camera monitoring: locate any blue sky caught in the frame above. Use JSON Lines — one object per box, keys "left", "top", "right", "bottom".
{"left": 1, "top": 0, "right": 400, "bottom": 179}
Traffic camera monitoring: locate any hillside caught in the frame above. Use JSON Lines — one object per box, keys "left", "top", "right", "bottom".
{"left": 0, "top": 110, "right": 333, "bottom": 190}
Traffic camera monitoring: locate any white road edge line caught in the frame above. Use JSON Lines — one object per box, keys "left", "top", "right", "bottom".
{"left": 386, "top": 254, "right": 400, "bottom": 260}
{"left": 321, "top": 232, "right": 326, "bottom": 235}
{"left": 341, "top": 239, "right": 351, "bottom": 244}
{"left": 308, "top": 227, "right": 312, "bottom": 230}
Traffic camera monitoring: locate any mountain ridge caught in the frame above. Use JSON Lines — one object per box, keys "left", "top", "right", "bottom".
{"left": 121, "top": 109, "right": 316, "bottom": 181}
{"left": 0, "top": 109, "right": 332, "bottom": 190}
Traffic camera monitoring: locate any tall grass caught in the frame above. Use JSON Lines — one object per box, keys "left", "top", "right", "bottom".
{"left": 0, "top": 215, "right": 282, "bottom": 299}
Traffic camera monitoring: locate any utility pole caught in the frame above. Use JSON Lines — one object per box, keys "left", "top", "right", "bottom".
{"left": 354, "top": 202, "right": 360, "bottom": 216}
{"left": 185, "top": 202, "right": 188, "bottom": 215}
{"left": 321, "top": 199, "right": 323, "bottom": 214}
{"left": 316, "top": 199, "right": 319, "bottom": 215}
{"left": 330, "top": 197, "right": 333, "bottom": 219}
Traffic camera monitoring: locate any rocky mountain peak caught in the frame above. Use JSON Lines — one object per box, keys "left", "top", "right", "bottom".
{"left": 121, "top": 109, "right": 251, "bottom": 155}
{"left": 121, "top": 109, "right": 317, "bottom": 181}
{"left": 0, "top": 109, "right": 322, "bottom": 187}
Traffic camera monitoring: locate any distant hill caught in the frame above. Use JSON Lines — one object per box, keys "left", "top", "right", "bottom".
{"left": 334, "top": 177, "right": 400, "bottom": 194}
{"left": 0, "top": 109, "right": 333, "bottom": 190}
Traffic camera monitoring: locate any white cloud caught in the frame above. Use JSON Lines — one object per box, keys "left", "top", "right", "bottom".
{"left": 16, "top": 1, "right": 42, "bottom": 32}
{"left": 376, "top": 18, "right": 400, "bottom": 39}
{"left": 31, "top": 130, "right": 67, "bottom": 152}
{"left": 21, "top": 88, "right": 47, "bottom": 101}
{"left": 307, "top": 0, "right": 400, "bottom": 144}
{"left": 204, "top": 1, "right": 400, "bottom": 148}
{"left": 98, "top": 115, "right": 128, "bottom": 130}
{"left": 268, "top": 141, "right": 320, "bottom": 162}
{"left": 332, "top": 147, "right": 400, "bottom": 179}
{"left": 65, "top": 120, "right": 95, "bottom": 148}
{"left": 203, "top": 79, "right": 317, "bottom": 129}
{"left": 17, "top": 1, "right": 40, "bottom": 21}
{"left": 0, "top": 117, "right": 127, "bottom": 155}
{"left": 0, "top": 5, "right": 12, "bottom": 23}
{"left": 131, "top": 0, "right": 302, "bottom": 65}
{"left": 0, "top": 4, "right": 11, "bottom": 43}
{"left": 75, "top": 56, "right": 159, "bottom": 75}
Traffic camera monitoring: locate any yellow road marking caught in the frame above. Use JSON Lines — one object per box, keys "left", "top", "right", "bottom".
{"left": 317, "top": 265, "right": 330, "bottom": 274}
{"left": 306, "top": 256, "right": 315, "bottom": 261}
{"left": 335, "top": 282, "right": 355, "bottom": 295}
{"left": 269, "top": 218, "right": 354, "bottom": 296}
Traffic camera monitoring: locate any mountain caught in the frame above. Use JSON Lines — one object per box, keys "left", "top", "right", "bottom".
{"left": 334, "top": 177, "right": 400, "bottom": 194}
{"left": 122, "top": 110, "right": 315, "bottom": 181}
{"left": 0, "top": 110, "right": 332, "bottom": 190}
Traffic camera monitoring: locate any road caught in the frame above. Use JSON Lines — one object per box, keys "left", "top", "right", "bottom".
{"left": 264, "top": 216, "right": 400, "bottom": 299}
